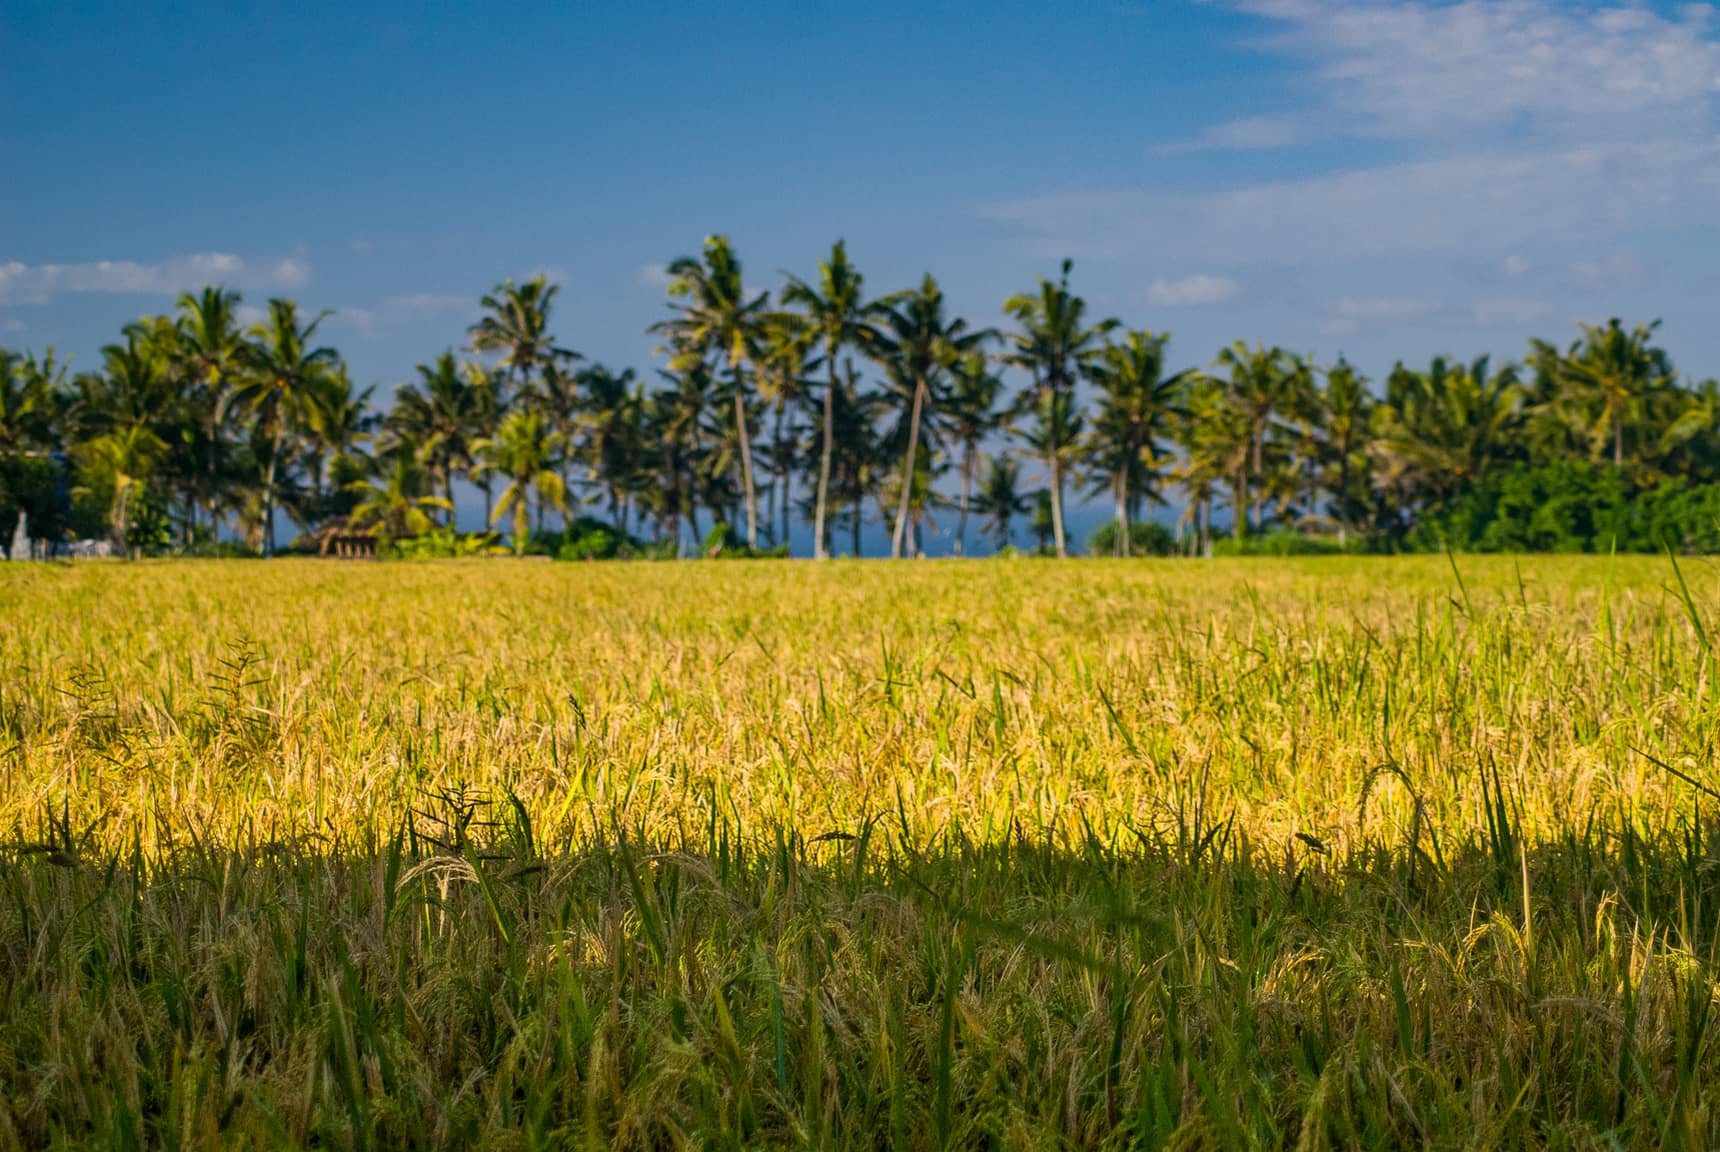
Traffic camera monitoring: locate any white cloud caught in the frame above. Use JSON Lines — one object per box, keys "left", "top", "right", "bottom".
{"left": 987, "top": 0, "right": 1720, "bottom": 321}
{"left": 1160, "top": 115, "right": 1303, "bottom": 152}
{"left": 0, "top": 252, "right": 311, "bottom": 306}
{"left": 326, "top": 293, "right": 471, "bottom": 339}
{"left": 1148, "top": 274, "right": 1241, "bottom": 306}
{"left": 1324, "top": 294, "right": 1558, "bottom": 336}
{"left": 1567, "top": 253, "right": 1648, "bottom": 294}
{"left": 638, "top": 263, "right": 672, "bottom": 288}
{"left": 986, "top": 138, "right": 1720, "bottom": 265}
{"left": 1235, "top": 0, "right": 1720, "bottom": 144}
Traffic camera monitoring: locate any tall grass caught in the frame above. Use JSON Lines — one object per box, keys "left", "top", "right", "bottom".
{"left": 1, "top": 556, "right": 1717, "bottom": 1147}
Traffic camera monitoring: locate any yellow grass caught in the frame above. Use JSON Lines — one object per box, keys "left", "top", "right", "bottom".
{"left": 3, "top": 555, "right": 1712, "bottom": 853}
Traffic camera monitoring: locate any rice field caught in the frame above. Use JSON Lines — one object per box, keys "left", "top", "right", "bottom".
{"left": 2, "top": 555, "right": 1718, "bottom": 1149}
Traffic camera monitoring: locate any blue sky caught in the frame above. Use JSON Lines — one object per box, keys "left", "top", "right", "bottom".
{"left": 4, "top": 0, "right": 1719, "bottom": 544}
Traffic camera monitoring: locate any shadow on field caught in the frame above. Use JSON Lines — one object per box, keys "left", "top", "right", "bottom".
{"left": 4, "top": 795, "right": 1720, "bottom": 1150}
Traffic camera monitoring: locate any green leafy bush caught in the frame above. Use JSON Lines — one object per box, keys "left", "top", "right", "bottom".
{"left": 1086, "top": 518, "right": 1177, "bottom": 557}
{"left": 556, "top": 516, "right": 650, "bottom": 561}
{"left": 1410, "top": 463, "right": 1720, "bottom": 553}
{"left": 394, "top": 528, "right": 504, "bottom": 559}
{"left": 1214, "top": 529, "right": 1356, "bottom": 557}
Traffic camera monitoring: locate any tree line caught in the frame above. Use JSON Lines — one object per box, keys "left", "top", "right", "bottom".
{"left": 4, "top": 236, "right": 1719, "bottom": 560}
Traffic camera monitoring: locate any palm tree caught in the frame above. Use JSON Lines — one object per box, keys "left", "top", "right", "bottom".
{"left": 753, "top": 314, "right": 817, "bottom": 548}
{"left": 468, "top": 276, "right": 573, "bottom": 407}
{"left": 1002, "top": 260, "right": 1114, "bottom": 557}
{"left": 1173, "top": 376, "right": 1246, "bottom": 557}
{"left": 462, "top": 362, "right": 504, "bottom": 527}
{"left": 303, "top": 365, "right": 375, "bottom": 509}
{"left": 974, "top": 452, "right": 1027, "bottom": 552}
{"left": 472, "top": 409, "right": 568, "bottom": 555}
{"left": 869, "top": 274, "right": 990, "bottom": 559}
{"left": 389, "top": 352, "right": 478, "bottom": 527}
{"left": 651, "top": 236, "right": 771, "bottom": 551}
{"left": 1211, "top": 342, "right": 1306, "bottom": 536}
{"left": 1660, "top": 378, "right": 1720, "bottom": 482}
{"left": 238, "top": 299, "right": 339, "bottom": 555}
{"left": 643, "top": 359, "right": 716, "bottom": 555}
{"left": 782, "top": 241, "right": 882, "bottom": 559}
{"left": 346, "top": 450, "right": 452, "bottom": 542}
{"left": 817, "top": 357, "right": 883, "bottom": 558}
{"left": 0, "top": 351, "right": 42, "bottom": 457}
{"left": 576, "top": 364, "right": 643, "bottom": 530}
{"left": 173, "top": 286, "right": 249, "bottom": 541}
{"left": 538, "top": 355, "right": 584, "bottom": 525}
{"left": 0, "top": 350, "right": 63, "bottom": 457}
{"left": 1082, "top": 330, "right": 1193, "bottom": 556}
{"left": 1372, "top": 355, "right": 1523, "bottom": 511}
{"left": 1531, "top": 319, "right": 1672, "bottom": 469}
{"left": 74, "top": 425, "right": 168, "bottom": 555}
{"left": 1015, "top": 387, "right": 1085, "bottom": 552}
{"left": 1314, "top": 359, "right": 1373, "bottom": 546}
{"left": 945, "top": 352, "right": 1002, "bottom": 557}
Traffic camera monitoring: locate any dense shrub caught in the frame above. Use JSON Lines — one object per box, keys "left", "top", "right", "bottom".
{"left": 1086, "top": 518, "right": 1177, "bottom": 557}
{"left": 394, "top": 528, "right": 505, "bottom": 559}
{"left": 1214, "top": 528, "right": 1358, "bottom": 557}
{"left": 0, "top": 454, "right": 71, "bottom": 550}
{"left": 1410, "top": 463, "right": 1720, "bottom": 553}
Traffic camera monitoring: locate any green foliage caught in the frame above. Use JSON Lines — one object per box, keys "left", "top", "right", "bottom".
{"left": 1213, "top": 527, "right": 1360, "bottom": 556}
{"left": 5, "top": 254, "right": 1719, "bottom": 564}
{"left": 392, "top": 527, "right": 504, "bottom": 559}
{"left": 555, "top": 516, "right": 650, "bottom": 561}
{"left": 699, "top": 520, "right": 788, "bottom": 558}
{"left": 1086, "top": 517, "right": 1177, "bottom": 557}
{"left": 1411, "top": 462, "right": 1720, "bottom": 553}
{"left": 0, "top": 453, "right": 70, "bottom": 548}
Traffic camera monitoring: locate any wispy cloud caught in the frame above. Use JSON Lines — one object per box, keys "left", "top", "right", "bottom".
{"left": 1567, "top": 253, "right": 1648, "bottom": 295}
{"left": 989, "top": 0, "right": 1720, "bottom": 357}
{"left": 1148, "top": 274, "right": 1240, "bottom": 306}
{"left": 1324, "top": 294, "right": 1558, "bottom": 337}
{"left": 987, "top": 139, "right": 1720, "bottom": 265}
{"left": 0, "top": 252, "right": 310, "bottom": 306}
{"left": 327, "top": 293, "right": 471, "bottom": 339}
{"left": 1235, "top": 0, "right": 1720, "bottom": 144}
{"left": 1159, "top": 114, "right": 1303, "bottom": 153}
{"left": 637, "top": 263, "right": 672, "bottom": 289}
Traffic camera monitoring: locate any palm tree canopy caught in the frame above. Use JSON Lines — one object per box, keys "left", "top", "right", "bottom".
{"left": 651, "top": 236, "right": 772, "bottom": 372}
{"left": 468, "top": 276, "right": 575, "bottom": 394}
{"left": 1002, "top": 259, "right": 1115, "bottom": 396}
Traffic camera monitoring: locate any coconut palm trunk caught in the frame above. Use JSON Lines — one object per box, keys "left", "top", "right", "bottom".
{"left": 1251, "top": 422, "right": 1265, "bottom": 533}
{"left": 814, "top": 364, "right": 836, "bottom": 560}
{"left": 892, "top": 377, "right": 927, "bottom": 559}
{"left": 955, "top": 447, "right": 974, "bottom": 557}
{"left": 772, "top": 399, "right": 789, "bottom": 548}
{"left": 1048, "top": 375, "right": 1068, "bottom": 558}
{"left": 1233, "top": 464, "right": 1248, "bottom": 543}
{"left": 1115, "top": 473, "right": 1130, "bottom": 558}
{"left": 263, "top": 423, "right": 283, "bottom": 556}
{"left": 1049, "top": 452, "right": 1067, "bottom": 558}
{"left": 730, "top": 361, "right": 759, "bottom": 551}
